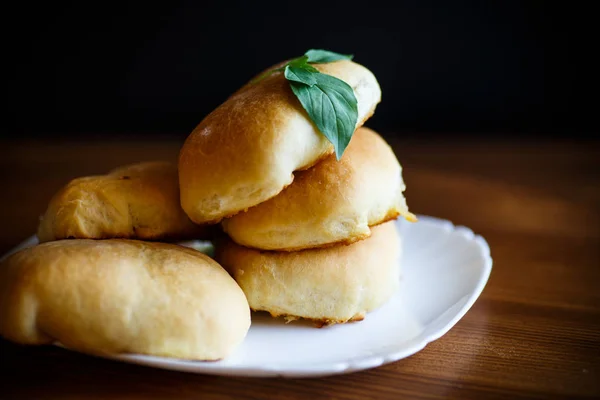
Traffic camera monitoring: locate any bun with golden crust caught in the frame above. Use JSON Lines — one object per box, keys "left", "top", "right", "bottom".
{"left": 0, "top": 239, "right": 250, "bottom": 360}
{"left": 179, "top": 59, "right": 382, "bottom": 224}
{"left": 215, "top": 221, "right": 401, "bottom": 326}
{"left": 37, "top": 161, "right": 210, "bottom": 243}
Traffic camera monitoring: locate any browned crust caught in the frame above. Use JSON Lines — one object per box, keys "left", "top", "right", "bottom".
{"left": 257, "top": 309, "right": 367, "bottom": 328}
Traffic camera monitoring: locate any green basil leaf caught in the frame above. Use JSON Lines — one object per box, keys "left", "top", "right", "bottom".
{"left": 284, "top": 65, "right": 318, "bottom": 86}
{"left": 251, "top": 55, "right": 318, "bottom": 84}
{"left": 287, "top": 55, "right": 310, "bottom": 67}
{"left": 290, "top": 73, "right": 358, "bottom": 159}
{"left": 305, "top": 49, "right": 354, "bottom": 64}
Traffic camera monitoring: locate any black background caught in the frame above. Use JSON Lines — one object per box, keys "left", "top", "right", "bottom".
{"left": 4, "top": 1, "right": 596, "bottom": 140}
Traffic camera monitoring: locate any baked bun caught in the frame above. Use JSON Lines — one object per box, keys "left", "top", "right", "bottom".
{"left": 37, "top": 161, "right": 210, "bottom": 243}
{"left": 179, "top": 59, "right": 381, "bottom": 224}
{"left": 222, "top": 127, "right": 416, "bottom": 251}
{"left": 0, "top": 239, "right": 250, "bottom": 360}
{"left": 215, "top": 221, "right": 401, "bottom": 326}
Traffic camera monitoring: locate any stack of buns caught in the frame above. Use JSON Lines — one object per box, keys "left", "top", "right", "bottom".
{"left": 180, "top": 59, "right": 416, "bottom": 325}
{"left": 214, "top": 127, "right": 416, "bottom": 326}
{"left": 0, "top": 56, "right": 415, "bottom": 361}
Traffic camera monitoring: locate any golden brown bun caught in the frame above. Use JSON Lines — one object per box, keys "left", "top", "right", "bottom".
{"left": 179, "top": 59, "right": 382, "bottom": 224}
{"left": 215, "top": 221, "right": 401, "bottom": 326}
{"left": 37, "top": 161, "right": 211, "bottom": 243}
{"left": 222, "top": 127, "right": 416, "bottom": 251}
{"left": 0, "top": 239, "right": 250, "bottom": 360}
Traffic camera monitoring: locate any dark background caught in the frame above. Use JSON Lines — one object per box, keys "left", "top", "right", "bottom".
{"left": 4, "top": 1, "right": 596, "bottom": 140}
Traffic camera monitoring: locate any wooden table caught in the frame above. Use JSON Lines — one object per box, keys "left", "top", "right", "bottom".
{"left": 0, "top": 134, "right": 598, "bottom": 399}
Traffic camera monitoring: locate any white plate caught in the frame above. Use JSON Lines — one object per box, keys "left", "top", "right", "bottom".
{"left": 1, "top": 215, "right": 492, "bottom": 378}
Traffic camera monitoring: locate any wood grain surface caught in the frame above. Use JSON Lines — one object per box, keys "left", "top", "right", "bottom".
{"left": 0, "top": 135, "right": 598, "bottom": 400}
